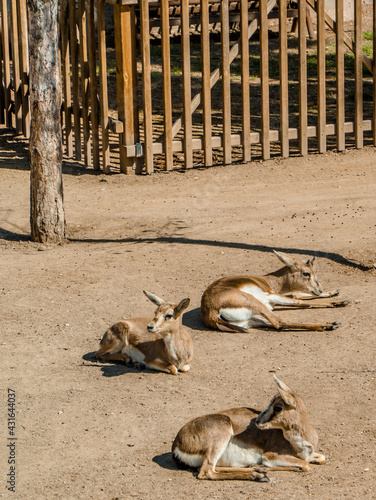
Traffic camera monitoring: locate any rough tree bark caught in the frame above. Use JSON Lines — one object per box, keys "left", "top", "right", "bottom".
{"left": 28, "top": 0, "right": 65, "bottom": 242}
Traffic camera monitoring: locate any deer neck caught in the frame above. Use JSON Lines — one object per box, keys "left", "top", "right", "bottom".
{"left": 263, "top": 266, "right": 292, "bottom": 294}
{"left": 282, "top": 424, "right": 318, "bottom": 461}
{"left": 162, "top": 329, "right": 181, "bottom": 362}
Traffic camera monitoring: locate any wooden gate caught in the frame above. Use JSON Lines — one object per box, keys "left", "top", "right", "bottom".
{"left": 0, "top": 0, "right": 375, "bottom": 173}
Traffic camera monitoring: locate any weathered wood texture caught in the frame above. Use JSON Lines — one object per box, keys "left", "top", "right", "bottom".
{"left": 2, "top": 1, "right": 376, "bottom": 174}
{"left": 28, "top": 0, "right": 65, "bottom": 242}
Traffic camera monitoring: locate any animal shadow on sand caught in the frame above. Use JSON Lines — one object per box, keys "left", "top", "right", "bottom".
{"left": 82, "top": 351, "right": 166, "bottom": 377}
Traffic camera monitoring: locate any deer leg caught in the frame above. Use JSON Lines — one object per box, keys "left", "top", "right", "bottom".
{"left": 286, "top": 290, "right": 340, "bottom": 299}
{"left": 262, "top": 452, "right": 309, "bottom": 472}
{"left": 200, "top": 465, "right": 269, "bottom": 481}
{"left": 142, "top": 357, "right": 178, "bottom": 375}
{"left": 94, "top": 347, "right": 131, "bottom": 364}
{"left": 310, "top": 453, "right": 326, "bottom": 465}
{"left": 269, "top": 293, "right": 350, "bottom": 309}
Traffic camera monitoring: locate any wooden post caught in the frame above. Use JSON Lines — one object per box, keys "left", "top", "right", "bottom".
{"left": 240, "top": 0, "right": 250, "bottom": 162}
{"left": 317, "top": 0, "right": 326, "bottom": 153}
{"left": 140, "top": 0, "right": 154, "bottom": 173}
{"left": 279, "top": 0, "right": 289, "bottom": 158}
{"left": 298, "top": 0, "right": 308, "bottom": 155}
{"left": 1, "top": 0, "right": 11, "bottom": 127}
{"left": 17, "top": 0, "right": 30, "bottom": 138}
{"left": 161, "top": 0, "right": 173, "bottom": 170}
{"left": 260, "top": 0, "right": 270, "bottom": 160}
{"left": 181, "top": 0, "right": 193, "bottom": 168}
{"left": 60, "top": 0, "right": 73, "bottom": 157}
{"left": 27, "top": 0, "right": 65, "bottom": 243}
{"left": 336, "top": 0, "right": 345, "bottom": 151}
{"left": 88, "top": 0, "right": 100, "bottom": 169}
{"left": 354, "top": 0, "right": 363, "bottom": 149}
{"left": 10, "top": 0, "right": 22, "bottom": 133}
{"left": 97, "top": 0, "right": 110, "bottom": 173}
{"left": 69, "top": 0, "right": 82, "bottom": 160}
{"left": 221, "top": 0, "right": 231, "bottom": 164}
{"left": 201, "top": 0, "right": 212, "bottom": 166}
{"left": 114, "top": 2, "right": 139, "bottom": 174}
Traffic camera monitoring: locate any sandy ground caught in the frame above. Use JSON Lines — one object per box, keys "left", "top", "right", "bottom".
{"left": 1, "top": 125, "right": 375, "bottom": 499}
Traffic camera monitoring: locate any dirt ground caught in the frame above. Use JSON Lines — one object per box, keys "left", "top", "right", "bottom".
{"left": 1, "top": 125, "right": 375, "bottom": 499}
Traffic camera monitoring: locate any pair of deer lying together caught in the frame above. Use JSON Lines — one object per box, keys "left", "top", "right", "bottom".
{"left": 95, "top": 250, "right": 350, "bottom": 481}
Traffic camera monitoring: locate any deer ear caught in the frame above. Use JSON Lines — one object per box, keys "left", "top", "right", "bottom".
{"left": 273, "top": 250, "right": 296, "bottom": 268}
{"left": 143, "top": 290, "right": 165, "bottom": 306}
{"left": 274, "top": 375, "right": 296, "bottom": 408}
{"left": 174, "top": 298, "right": 190, "bottom": 318}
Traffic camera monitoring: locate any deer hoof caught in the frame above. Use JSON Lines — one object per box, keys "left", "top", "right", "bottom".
{"left": 254, "top": 473, "right": 270, "bottom": 482}
{"left": 325, "top": 322, "right": 340, "bottom": 330}
{"left": 334, "top": 300, "right": 350, "bottom": 307}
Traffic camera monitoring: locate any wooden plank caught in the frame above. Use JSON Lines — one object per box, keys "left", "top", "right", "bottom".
{"left": 336, "top": 0, "right": 345, "bottom": 151}
{"left": 221, "top": 0, "right": 231, "bottom": 164}
{"left": 374, "top": 0, "right": 376, "bottom": 145}
{"left": 140, "top": 0, "right": 154, "bottom": 172}
{"left": 69, "top": 0, "right": 82, "bottom": 160}
{"left": 97, "top": 0, "right": 111, "bottom": 173}
{"left": 240, "top": 0, "right": 250, "bottom": 162}
{"left": 354, "top": 0, "right": 363, "bottom": 149}
{"left": 114, "top": 3, "right": 140, "bottom": 174}
{"left": 60, "top": 0, "right": 73, "bottom": 156}
{"left": 201, "top": 0, "right": 212, "bottom": 166}
{"left": 17, "top": 0, "right": 30, "bottom": 137}
{"left": 124, "top": 120, "right": 372, "bottom": 157}
{"left": 1, "top": 0, "right": 11, "bottom": 127}
{"left": 279, "top": 0, "right": 289, "bottom": 158}
{"left": 298, "top": 0, "right": 307, "bottom": 155}
{"left": 10, "top": 0, "right": 22, "bottom": 133}
{"left": 161, "top": 0, "right": 173, "bottom": 170}
{"left": 317, "top": 0, "right": 326, "bottom": 153}
{"left": 260, "top": 0, "right": 270, "bottom": 159}
{"left": 354, "top": 0, "right": 363, "bottom": 148}
{"left": 78, "top": 0, "right": 92, "bottom": 166}
{"left": 0, "top": 16, "right": 3, "bottom": 124}
{"left": 88, "top": 0, "right": 100, "bottom": 169}
{"left": 181, "top": 0, "right": 193, "bottom": 168}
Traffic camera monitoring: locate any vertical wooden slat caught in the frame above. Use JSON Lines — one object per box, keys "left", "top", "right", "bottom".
{"left": 0, "top": 18, "right": 3, "bottom": 124}
{"left": 317, "top": 0, "right": 326, "bottom": 153}
{"left": 161, "top": 0, "right": 173, "bottom": 170}
{"left": 114, "top": 3, "right": 139, "bottom": 174}
{"left": 201, "top": 0, "right": 212, "bottom": 166}
{"left": 336, "top": 0, "right": 345, "bottom": 151}
{"left": 1, "top": 0, "right": 11, "bottom": 127}
{"left": 10, "top": 0, "right": 22, "bottom": 133}
{"left": 373, "top": 0, "right": 376, "bottom": 145}
{"left": 279, "top": 0, "right": 289, "bottom": 157}
{"left": 221, "top": 0, "right": 231, "bottom": 164}
{"left": 69, "top": 0, "right": 82, "bottom": 160}
{"left": 97, "top": 0, "right": 110, "bottom": 173}
{"left": 298, "top": 0, "right": 308, "bottom": 155}
{"left": 140, "top": 0, "right": 153, "bottom": 173}
{"left": 88, "top": 0, "right": 100, "bottom": 169}
{"left": 354, "top": 0, "right": 363, "bottom": 149}
{"left": 78, "top": 0, "right": 92, "bottom": 166}
{"left": 17, "top": 0, "right": 30, "bottom": 137}
{"left": 60, "top": 0, "right": 73, "bottom": 156}
{"left": 260, "top": 0, "right": 270, "bottom": 160}
{"left": 240, "top": 0, "right": 250, "bottom": 162}
{"left": 181, "top": 0, "right": 193, "bottom": 168}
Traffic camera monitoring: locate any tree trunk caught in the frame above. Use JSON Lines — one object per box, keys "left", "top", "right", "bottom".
{"left": 28, "top": 0, "right": 65, "bottom": 243}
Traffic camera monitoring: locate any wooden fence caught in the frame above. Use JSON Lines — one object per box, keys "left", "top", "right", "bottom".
{"left": 0, "top": 0, "right": 375, "bottom": 174}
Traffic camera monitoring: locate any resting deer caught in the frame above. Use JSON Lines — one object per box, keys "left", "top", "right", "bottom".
{"left": 94, "top": 291, "right": 193, "bottom": 375}
{"left": 172, "top": 375, "right": 325, "bottom": 481}
{"left": 201, "top": 250, "right": 350, "bottom": 332}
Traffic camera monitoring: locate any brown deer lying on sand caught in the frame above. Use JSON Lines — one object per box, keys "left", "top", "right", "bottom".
{"left": 172, "top": 375, "right": 325, "bottom": 481}
{"left": 201, "top": 250, "right": 350, "bottom": 332}
{"left": 94, "top": 291, "right": 193, "bottom": 375}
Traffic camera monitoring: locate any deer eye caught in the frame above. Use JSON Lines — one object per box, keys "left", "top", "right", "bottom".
{"left": 274, "top": 406, "right": 283, "bottom": 413}
{"left": 303, "top": 272, "right": 311, "bottom": 278}
{"left": 165, "top": 314, "right": 173, "bottom": 320}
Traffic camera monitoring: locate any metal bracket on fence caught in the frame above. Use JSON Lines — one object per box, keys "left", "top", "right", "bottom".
{"left": 124, "top": 143, "right": 144, "bottom": 157}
